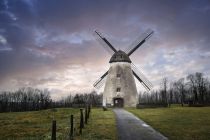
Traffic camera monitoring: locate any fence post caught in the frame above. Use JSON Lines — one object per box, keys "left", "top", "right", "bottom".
{"left": 52, "top": 120, "right": 56, "bottom": 140}
{"left": 87, "top": 104, "right": 89, "bottom": 119}
{"left": 88, "top": 104, "right": 91, "bottom": 115}
{"left": 85, "top": 106, "right": 88, "bottom": 124}
{"left": 79, "top": 108, "right": 84, "bottom": 134}
{"left": 70, "top": 115, "right": 73, "bottom": 139}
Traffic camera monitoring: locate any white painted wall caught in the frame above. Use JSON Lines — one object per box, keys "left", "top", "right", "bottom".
{"left": 103, "top": 62, "right": 138, "bottom": 107}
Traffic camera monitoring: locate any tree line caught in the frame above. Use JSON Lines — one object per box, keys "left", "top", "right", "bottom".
{"left": 0, "top": 87, "right": 102, "bottom": 113}
{"left": 1, "top": 72, "right": 210, "bottom": 112}
{"left": 54, "top": 91, "right": 102, "bottom": 108}
{"left": 139, "top": 72, "right": 210, "bottom": 106}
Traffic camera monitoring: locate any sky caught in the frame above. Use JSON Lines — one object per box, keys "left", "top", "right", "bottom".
{"left": 0, "top": 0, "right": 210, "bottom": 99}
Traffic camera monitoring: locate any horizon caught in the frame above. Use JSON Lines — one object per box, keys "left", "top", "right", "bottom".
{"left": 0, "top": 0, "right": 210, "bottom": 100}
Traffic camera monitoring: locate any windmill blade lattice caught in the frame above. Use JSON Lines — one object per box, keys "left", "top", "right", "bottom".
{"left": 94, "top": 76, "right": 107, "bottom": 89}
{"left": 132, "top": 71, "right": 151, "bottom": 91}
{"left": 131, "top": 63, "right": 153, "bottom": 88}
{"left": 125, "top": 29, "right": 154, "bottom": 56}
{"left": 93, "top": 71, "right": 108, "bottom": 89}
{"left": 94, "top": 30, "right": 117, "bottom": 55}
{"left": 131, "top": 63, "right": 153, "bottom": 90}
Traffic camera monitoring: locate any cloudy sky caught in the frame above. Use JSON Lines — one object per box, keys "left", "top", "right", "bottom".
{"left": 0, "top": 0, "right": 210, "bottom": 99}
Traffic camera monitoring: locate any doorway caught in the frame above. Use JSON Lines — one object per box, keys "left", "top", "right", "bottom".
{"left": 113, "top": 97, "right": 124, "bottom": 107}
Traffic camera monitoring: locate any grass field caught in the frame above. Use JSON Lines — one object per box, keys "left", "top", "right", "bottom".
{"left": 0, "top": 108, "right": 80, "bottom": 139}
{"left": 75, "top": 108, "right": 117, "bottom": 140}
{"left": 0, "top": 108, "right": 117, "bottom": 140}
{"left": 127, "top": 105, "right": 210, "bottom": 140}
{"left": 2, "top": 105, "right": 209, "bottom": 140}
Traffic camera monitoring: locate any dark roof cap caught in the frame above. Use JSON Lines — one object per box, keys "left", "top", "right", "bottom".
{"left": 109, "top": 50, "right": 131, "bottom": 63}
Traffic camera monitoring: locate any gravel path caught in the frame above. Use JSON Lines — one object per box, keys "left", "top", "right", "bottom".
{"left": 113, "top": 108, "right": 168, "bottom": 140}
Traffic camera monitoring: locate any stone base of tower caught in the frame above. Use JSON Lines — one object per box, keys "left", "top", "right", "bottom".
{"left": 103, "top": 95, "right": 137, "bottom": 107}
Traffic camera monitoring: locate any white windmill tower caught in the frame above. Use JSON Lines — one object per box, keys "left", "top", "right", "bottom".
{"left": 93, "top": 29, "right": 154, "bottom": 107}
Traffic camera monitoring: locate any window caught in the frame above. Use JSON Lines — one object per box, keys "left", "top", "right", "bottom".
{"left": 117, "top": 74, "right": 121, "bottom": 78}
{"left": 116, "top": 88, "right": 121, "bottom": 92}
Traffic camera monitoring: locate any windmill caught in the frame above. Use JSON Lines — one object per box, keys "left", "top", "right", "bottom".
{"left": 93, "top": 29, "right": 154, "bottom": 107}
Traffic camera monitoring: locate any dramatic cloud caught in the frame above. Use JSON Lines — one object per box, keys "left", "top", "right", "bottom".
{"left": 0, "top": 0, "right": 210, "bottom": 99}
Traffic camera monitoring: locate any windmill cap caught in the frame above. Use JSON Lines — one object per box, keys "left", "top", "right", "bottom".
{"left": 109, "top": 50, "right": 131, "bottom": 63}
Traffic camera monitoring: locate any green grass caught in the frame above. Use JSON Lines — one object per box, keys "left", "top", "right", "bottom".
{"left": 0, "top": 108, "right": 80, "bottom": 139}
{"left": 75, "top": 108, "right": 117, "bottom": 140}
{"left": 5, "top": 105, "right": 209, "bottom": 140}
{"left": 126, "top": 105, "right": 210, "bottom": 140}
{"left": 0, "top": 108, "right": 117, "bottom": 140}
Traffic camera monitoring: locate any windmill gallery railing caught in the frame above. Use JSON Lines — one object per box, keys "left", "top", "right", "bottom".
{"left": 51, "top": 104, "right": 91, "bottom": 140}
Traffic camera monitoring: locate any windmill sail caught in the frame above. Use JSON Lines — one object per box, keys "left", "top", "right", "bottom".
{"left": 94, "top": 30, "right": 117, "bottom": 54}
{"left": 126, "top": 29, "right": 154, "bottom": 56}
{"left": 93, "top": 71, "right": 108, "bottom": 89}
{"left": 93, "top": 29, "right": 154, "bottom": 107}
{"left": 131, "top": 63, "right": 153, "bottom": 90}
{"left": 132, "top": 71, "right": 152, "bottom": 91}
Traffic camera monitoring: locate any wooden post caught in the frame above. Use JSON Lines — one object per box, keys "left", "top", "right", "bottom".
{"left": 52, "top": 120, "right": 56, "bottom": 140}
{"left": 87, "top": 105, "right": 89, "bottom": 119}
{"left": 79, "top": 108, "right": 84, "bottom": 134}
{"left": 88, "top": 104, "right": 91, "bottom": 114}
{"left": 87, "top": 104, "right": 90, "bottom": 119}
{"left": 85, "top": 106, "right": 88, "bottom": 124}
{"left": 70, "top": 115, "right": 73, "bottom": 139}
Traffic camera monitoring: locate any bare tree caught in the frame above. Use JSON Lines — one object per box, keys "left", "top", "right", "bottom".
{"left": 168, "top": 82, "right": 174, "bottom": 107}
{"left": 186, "top": 72, "right": 208, "bottom": 104}
{"left": 173, "top": 78, "right": 185, "bottom": 107}
{"left": 160, "top": 77, "right": 168, "bottom": 104}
